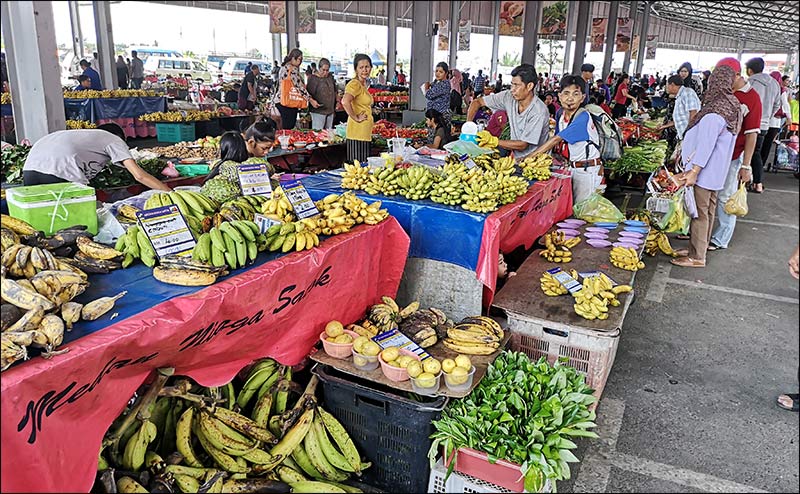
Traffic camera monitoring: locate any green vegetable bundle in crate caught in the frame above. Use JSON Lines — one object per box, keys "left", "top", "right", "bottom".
{"left": 428, "top": 351, "right": 598, "bottom": 492}
{"left": 606, "top": 139, "right": 668, "bottom": 178}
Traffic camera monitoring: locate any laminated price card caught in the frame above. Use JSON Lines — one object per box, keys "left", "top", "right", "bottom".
{"left": 253, "top": 213, "right": 282, "bottom": 234}
{"left": 282, "top": 179, "right": 320, "bottom": 219}
{"left": 237, "top": 163, "right": 273, "bottom": 197}
{"left": 136, "top": 205, "right": 197, "bottom": 258}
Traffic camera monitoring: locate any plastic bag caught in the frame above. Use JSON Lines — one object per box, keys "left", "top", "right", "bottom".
{"left": 658, "top": 188, "right": 691, "bottom": 234}
{"left": 572, "top": 166, "right": 603, "bottom": 204}
{"left": 723, "top": 182, "right": 749, "bottom": 217}
{"left": 443, "top": 139, "right": 494, "bottom": 157}
{"left": 573, "top": 192, "right": 625, "bottom": 223}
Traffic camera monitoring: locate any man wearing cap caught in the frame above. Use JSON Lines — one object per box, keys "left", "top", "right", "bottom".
{"left": 581, "top": 64, "right": 595, "bottom": 104}
{"left": 709, "top": 57, "right": 759, "bottom": 251}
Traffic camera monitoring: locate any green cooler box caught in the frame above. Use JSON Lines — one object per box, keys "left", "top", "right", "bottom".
{"left": 6, "top": 182, "right": 98, "bottom": 235}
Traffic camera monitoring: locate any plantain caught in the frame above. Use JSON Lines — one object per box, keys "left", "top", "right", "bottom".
{"left": 76, "top": 235, "right": 124, "bottom": 260}
{"left": 1, "top": 214, "right": 37, "bottom": 236}
{"left": 270, "top": 408, "right": 314, "bottom": 459}
{"left": 1, "top": 278, "right": 56, "bottom": 311}
{"left": 73, "top": 251, "right": 123, "bottom": 270}
{"left": 153, "top": 266, "right": 218, "bottom": 286}
{"left": 116, "top": 476, "right": 148, "bottom": 493}
{"left": 176, "top": 408, "right": 204, "bottom": 467}
{"left": 81, "top": 291, "right": 127, "bottom": 321}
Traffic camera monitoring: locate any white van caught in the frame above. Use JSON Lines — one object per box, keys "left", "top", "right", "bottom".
{"left": 220, "top": 58, "right": 272, "bottom": 82}
{"left": 144, "top": 57, "right": 214, "bottom": 82}
{"left": 128, "top": 47, "right": 183, "bottom": 62}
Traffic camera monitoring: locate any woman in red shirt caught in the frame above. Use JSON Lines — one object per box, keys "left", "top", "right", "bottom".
{"left": 612, "top": 73, "right": 635, "bottom": 119}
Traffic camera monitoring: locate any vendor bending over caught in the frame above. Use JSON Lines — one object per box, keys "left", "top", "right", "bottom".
{"left": 22, "top": 123, "right": 171, "bottom": 191}
{"left": 466, "top": 64, "right": 549, "bottom": 158}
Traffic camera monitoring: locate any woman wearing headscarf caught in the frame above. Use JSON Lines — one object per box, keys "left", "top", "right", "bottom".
{"left": 670, "top": 65, "right": 742, "bottom": 268}
{"left": 450, "top": 69, "right": 464, "bottom": 115}
{"left": 677, "top": 62, "right": 702, "bottom": 97}
{"left": 762, "top": 71, "right": 793, "bottom": 169}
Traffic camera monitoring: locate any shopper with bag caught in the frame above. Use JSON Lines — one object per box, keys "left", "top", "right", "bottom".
{"left": 273, "top": 49, "right": 320, "bottom": 130}
{"left": 306, "top": 58, "right": 338, "bottom": 130}
{"left": 670, "top": 64, "right": 742, "bottom": 268}
{"left": 342, "top": 53, "right": 374, "bottom": 163}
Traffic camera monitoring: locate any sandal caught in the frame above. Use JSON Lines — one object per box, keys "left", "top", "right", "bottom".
{"left": 674, "top": 248, "right": 689, "bottom": 257}
{"left": 670, "top": 256, "right": 706, "bottom": 268}
{"left": 777, "top": 393, "right": 800, "bottom": 412}
{"left": 707, "top": 243, "right": 723, "bottom": 251}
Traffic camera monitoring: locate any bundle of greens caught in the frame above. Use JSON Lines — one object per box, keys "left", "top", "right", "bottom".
{"left": 606, "top": 139, "right": 668, "bottom": 178}
{"left": 428, "top": 351, "right": 598, "bottom": 492}
{"left": 1, "top": 143, "right": 31, "bottom": 184}
{"left": 88, "top": 158, "right": 168, "bottom": 189}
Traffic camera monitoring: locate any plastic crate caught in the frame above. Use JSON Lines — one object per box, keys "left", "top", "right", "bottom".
{"left": 506, "top": 313, "right": 620, "bottom": 402}
{"left": 315, "top": 364, "right": 448, "bottom": 494}
{"left": 429, "top": 459, "right": 552, "bottom": 493}
{"left": 156, "top": 122, "right": 195, "bottom": 143}
{"left": 447, "top": 447, "right": 525, "bottom": 492}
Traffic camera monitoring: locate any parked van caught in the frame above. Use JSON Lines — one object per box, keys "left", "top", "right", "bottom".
{"left": 220, "top": 58, "right": 272, "bottom": 81}
{"left": 128, "top": 47, "right": 183, "bottom": 62}
{"left": 144, "top": 56, "right": 214, "bottom": 82}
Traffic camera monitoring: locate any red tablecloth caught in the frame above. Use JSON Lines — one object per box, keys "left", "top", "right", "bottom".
{"left": 0, "top": 218, "right": 410, "bottom": 493}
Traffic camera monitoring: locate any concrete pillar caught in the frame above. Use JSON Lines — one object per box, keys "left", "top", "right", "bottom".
{"left": 272, "top": 33, "right": 283, "bottom": 64}
{"left": 286, "top": 1, "right": 298, "bottom": 50}
{"left": 602, "top": 1, "right": 619, "bottom": 80}
{"left": 634, "top": 2, "right": 650, "bottom": 75}
{"left": 449, "top": 0, "right": 459, "bottom": 68}
{"left": 622, "top": 1, "right": 638, "bottom": 74}
{"left": 490, "top": 0, "right": 501, "bottom": 79}
{"left": 92, "top": 1, "right": 117, "bottom": 89}
{"left": 571, "top": 1, "right": 592, "bottom": 74}
{"left": 521, "top": 1, "right": 541, "bottom": 65}
{"left": 387, "top": 1, "right": 397, "bottom": 82}
{"left": 409, "top": 1, "right": 434, "bottom": 112}
{"left": 562, "top": 1, "right": 577, "bottom": 76}
{"left": 794, "top": 47, "right": 800, "bottom": 85}
{"left": 68, "top": 1, "right": 84, "bottom": 61}
{"left": 1, "top": 1, "right": 66, "bottom": 142}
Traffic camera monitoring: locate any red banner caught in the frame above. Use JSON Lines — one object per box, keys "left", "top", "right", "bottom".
{"left": 477, "top": 176, "right": 573, "bottom": 305}
{"left": 0, "top": 219, "right": 410, "bottom": 493}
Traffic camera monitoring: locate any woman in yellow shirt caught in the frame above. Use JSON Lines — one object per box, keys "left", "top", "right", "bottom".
{"left": 342, "top": 53, "right": 374, "bottom": 163}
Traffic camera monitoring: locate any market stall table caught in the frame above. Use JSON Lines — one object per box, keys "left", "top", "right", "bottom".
{"left": 0, "top": 218, "right": 410, "bottom": 494}
{"left": 301, "top": 171, "right": 573, "bottom": 320}
{"left": 63, "top": 96, "right": 168, "bottom": 139}
{"left": 267, "top": 142, "right": 347, "bottom": 172}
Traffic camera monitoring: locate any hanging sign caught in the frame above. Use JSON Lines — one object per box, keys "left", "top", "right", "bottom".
{"left": 499, "top": 1, "right": 525, "bottom": 36}
{"left": 591, "top": 18, "right": 607, "bottom": 52}
{"left": 539, "top": 1, "right": 568, "bottom": 36}
{"left": 458, "top": 20, "right": 472, "bottom": 51}
{"left": 136, "top": 206, "right": 196, "bottom": 258}
{"left": 269, "top": 1, "right": 286, "bottom": 33}
{"left": 615, "top": 18, "right": 632, "bottom": 52}
{"left": 646, "top": 35, "right": 658, "bottom": 59}
{"left": 237, "top": 164, "right": 273, "bottom": 197}
{"left": 297, "top": 1, "right": 317, "bottom": 34}
{"left": 438, "top": 19, "right": 450, "bottom": 51}
{"left": 282, "top": 179, "right": 320, "bottom": 219}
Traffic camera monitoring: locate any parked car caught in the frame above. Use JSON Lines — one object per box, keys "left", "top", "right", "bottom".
{"left": 128, "top": 47, "right": 183, "bottom": 62}
{"left": 144, "top": 56, "right": 214, "bottom": 82}
{"left": 220, "top": 58, "right": 272, "bottom": 82}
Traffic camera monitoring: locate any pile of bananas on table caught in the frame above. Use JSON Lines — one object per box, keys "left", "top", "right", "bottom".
{"left": 63, "top": 89, "right": 161, "bottom": 99}
{"left": 66, "top": 119, "right": 97, "bottom": 129}
{"left": 610, "top": 246, "right": 645, "bottom": 271}
{"left": 397, "top": 166, "right": 435, "bottom": 200}
{"left": 540, "top": 269, "right": 579, "bottom": 296}
{"left": 441, "top": 316, "right": 505, "bottom": 355}
{"left": 539, "top": 231, "right": 581, "bottom": 263}
{"left": 139, "top": 110, "right": 220, "bottom": 122}
{"left": 258, "top": 221, "right": 319, "bottom": 254}
{"left": 340, "top": 162, "right": 371, "bottom": 190}
{"left": 644, "top": 230, "right": 676, "bottom": 257}
{"left": 363, "top": 164, "right": 405, "bottom": 196}
{"left": 572, "top": 273, "right": 632, "bottom": 321}
{"left": 520, "top": 153, "right": 553, "bottom": 181}
{"left": 429, "top": 162, "right": 466, "bottom": 206}
{"left": 97, "top": 362, "right": 369, "bottom": 494}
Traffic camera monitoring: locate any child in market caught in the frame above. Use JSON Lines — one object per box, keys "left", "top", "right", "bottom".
{"left": 496, "top": 251, "right": 517, "bottom": 291}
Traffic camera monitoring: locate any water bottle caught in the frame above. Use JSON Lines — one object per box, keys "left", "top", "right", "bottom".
{"left": 626, "top": 106, "right": 632, "bottom": 118}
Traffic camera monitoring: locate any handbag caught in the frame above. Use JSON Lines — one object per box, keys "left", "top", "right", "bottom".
{"left": 280, "top": 74, "right": 307, "bottom": 109}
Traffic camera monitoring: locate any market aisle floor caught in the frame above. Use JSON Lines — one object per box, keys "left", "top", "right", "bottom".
{"left": 560, "top": 172, "right": 800, "bottom": 493}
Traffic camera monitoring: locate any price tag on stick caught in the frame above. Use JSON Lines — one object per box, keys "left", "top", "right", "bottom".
{"left": 282, "top": 179, "right": 320, "bottom": 219}
{"left": 237, "top": 164, "right": 273, "bottom": 197}
{"left": 136, "top": 205, "right": 197, "bottom": 258}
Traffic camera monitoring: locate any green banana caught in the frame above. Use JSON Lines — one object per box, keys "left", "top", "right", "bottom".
{"left": 289, "top": 481, "right": 347, "bottom": 493}
{"left": 231, "top": 221, "right": 256, "bottom": 242}
{"left": 210, "top": 406, "right": 277, "bottom": 445}
{"left": 176, "top": 408, "right": 203, "bottom": 468}
{"left": 269, "top": 408, "right": 314, "bottom": 459}
{"left": 220, "top": 222, "right": 245, "bottom": 245}
{"left": 209, "top": 227, "right": 227, "bottom": 253}
{"left": 291, "top": 442, "right": 324, "bottom": 480}
{"left": 122, "top": 419, "right": 157, "bottom": 472}
{"left": 197, "top": 411, "right": 256, "bottom": 456}
{"left": 251, "top": 390, "right": 275, "bottom": 429}
{"left": 223, "top": 232, "right": 238, "bottom": 269}
{"left": 317, "top": 407, "right": 361, "bottom": 473}
{"left": 277, "top": 465, "right": 307, "bottom": 483}
{"left": 314, "top": 416, "right": 355, "bottom": 473}
{"left": 236, "top": 360, "right": 278, "bottom": 408}
{"left": 194, "top": 419, "right": 246, "bottom": 473}
{"left": 303, "top": 418, "right": 348, "bottom": 481}
{"left": 173, "top": 473, "right": 200, "bottom": 493}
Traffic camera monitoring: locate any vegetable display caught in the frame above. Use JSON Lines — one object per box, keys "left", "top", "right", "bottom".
{"left": 1, "top": 143, "right": 31, "bottom": 184}
{"left": 606, "top": 140, "right": 667, "bottom": 178}
{"left": 428, "top": 351, "right": 598, "bottom": 492}
{"left": 88, "top": 158, "right": 168, "bottom": 189}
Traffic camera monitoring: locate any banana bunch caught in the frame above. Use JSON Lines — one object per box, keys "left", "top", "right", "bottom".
{"left": 341, "top": 162, "right": 371, "bottom": 190}
{"left": 539, "top": 231, "right": 581, "bottom": 262}
{"left": 1, "top": 227, "right": 21, "bottom": 252}
{"left": 60, "top": 235, "right": 126, "bottom": 274}
{"left": 540, "top": 269, "right": 579, "bottom": 296}
{"left": 572, "top": 274, "right": 633, "bottom": 320}
{"left": 261, "top": 187, "right": 297, "bottom": 223}
{"left": 139, "top": 110, "right": 220, "bottom": 122}
{"left": 497, "top": 173, "right": 530, "bottom": 205}
{"left": 310, "top": 193, "right": 389, "bottom": 235}
{"left": 1, "top": 243, "right": 62, "bottom": 278}
{"left": 193, "top": 220, "right": 264, "bottom": 270}
{"left": 610, "top": 246, "right": 645, "bottom": 271}
{"left": 396, "top": 166, "right": 434, "bottom": 200}
{"left": 114, "top": 226, "right": 143, "bottom": 268}
{"left": 478, "top": 154, "right": 516, "bottom": 176}
{"left": 367, "top": 296, "right": 419, "bottom": 334}
{"left": 144, "top": 190, "right": 218, "bottom": 237}
{"left": 460, "top": 170, "right": 501, "bottom": 213}
{"left": 65, "top": 119, "right": 97, "bottom": 130}
{"left": 644, "top": 230, "right": 676, "bottom": 257}
{"left": 628, "top": 210, "right": 652, "bottom": 226}
{"left": 398, "top": 307, "right": 452, "bottom": 348}
{"left": 153, "top": 255, "right": 229, "bottom": 287}
{"left": 442, "top": 316, "right": 504, "bottom": 355}
{"left": 116, "top": 204, "right": 142, "bottom": 225}
{"left": 521, "top": 153, "right": 553, "bottom": 181}
{"left": 441, "top": 160, "right": 469, "bottom": 178}
{"left": 429, "top": 170, "right": 465, "bottom": 206}
{"left": 221, "top": 196, "right": 268, "bottom": 222}
{"left": 364, "top": 165, "right": 404, "bottom": 196}
{"left": 100, "top": 361, "right": 369, "bottom": 493}
{"left": 261, "top": 221, "right": 319, "bottom": 254}
{"left": 1, "top": 214, "right": 38, "bottom": 237}
{"left": 346, "top": 320, "right": 381, "bottom": 339}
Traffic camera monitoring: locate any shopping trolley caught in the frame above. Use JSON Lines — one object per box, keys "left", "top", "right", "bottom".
{"left": 770, "top": 138, "right": 799, "bottom": 178}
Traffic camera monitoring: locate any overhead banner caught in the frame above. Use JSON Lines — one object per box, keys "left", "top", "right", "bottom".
{"left": 646, "top": 35, "right": 658, "bottom": 59}
{"left": 269, "top": 1, "right": 286, "bottom": 33}
{"left": 297, "top": 0, "right": 317, "bottom": 34}
{"left": 590, "top": 18, "right": 607, "bottom": 52}
{"left": 499, "top": 1, "right": 525, "bottom": 36}
{"left": 539, "top": 1, "right": 568, "bottom": 36}
{"left": 459, "top": 20, "right": 472, "bottom": 51}
{"left": 615, "top": 18, "right": 632, "bottom": 52}
{"left": 631, "top": 34, "right": 640, "bottom": 59}
{"left": 438, "top": 19, "right": 450, "bottom": 51}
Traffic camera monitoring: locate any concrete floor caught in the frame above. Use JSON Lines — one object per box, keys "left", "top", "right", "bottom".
{"left": 557, "top": 171, "right": 800, "bottom": 493}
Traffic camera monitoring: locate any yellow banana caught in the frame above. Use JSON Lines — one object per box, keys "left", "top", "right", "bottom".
{"left": 269, "top": 408, "right": 314, "bottom": 459}
{"left": 176, "top": 408, "right": 204, "bottom": 467}
{"left": 81, "top": 291, "right": 127, "bottom": 321}
{"left": 1, "top": 278, "right": 56, "bottom": 311}
{"left": 76, "top": 236, "right": 123, "bottom": 260}
{"left": 1, "top": 214, "right": 37, "bottom": 235}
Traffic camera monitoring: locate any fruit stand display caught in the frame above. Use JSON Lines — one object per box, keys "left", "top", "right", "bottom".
{"left": 63, "top": 92, "right": 169, "bottom": 139}
{"left": 371, "top": 120, "right": 429, "bottom": 149}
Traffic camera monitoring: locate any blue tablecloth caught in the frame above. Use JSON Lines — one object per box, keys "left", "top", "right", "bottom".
{"left": 301, "top": 170, "right": 487, "bottom": 272}
{"left": 63, "top": 96, "right": 167, "bottom": 122}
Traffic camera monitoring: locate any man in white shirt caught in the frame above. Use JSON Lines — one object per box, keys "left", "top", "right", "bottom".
{"left": 658, "top": 75, "right": 701, "bottom": 140}
{"left": 745, "top": 57, "right": 781, "bottom": 192}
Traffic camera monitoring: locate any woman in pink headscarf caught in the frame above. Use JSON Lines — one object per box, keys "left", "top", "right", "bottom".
{"left": 762, "top": 71, "right": 793, "bottom": 169}
{"left": 450, "top": 69, "right": 464, "bottom": 115}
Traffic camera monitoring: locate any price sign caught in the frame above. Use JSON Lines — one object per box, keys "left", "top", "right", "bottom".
{"left": 136, "top": 205, "right": 196, "bottom": 258}
{"left": 253, "top": 213, "right": 282, "bottom": 234}
{"left": 237, "top": 164, "right": 273, "bottom": 197}
{"left": 282, "top": 179, "right": 320, "bottom": 219}
{"left": 459, "top": 153, "right": 477, "bottom": 169}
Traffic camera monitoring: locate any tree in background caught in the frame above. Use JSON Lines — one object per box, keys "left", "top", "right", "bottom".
{"left": 500, "top": 52, "right": 520, "bottom": 67}
{"left": 536, "top": 39, "right": 563, "bottom": 77}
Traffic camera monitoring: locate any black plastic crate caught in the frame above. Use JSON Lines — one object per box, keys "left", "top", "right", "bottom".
{"left": 315, "top": 365, "right": 448, "bottom": 494}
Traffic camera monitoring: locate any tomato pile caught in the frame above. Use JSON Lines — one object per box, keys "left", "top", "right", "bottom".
{"left": 372, "top": 120, "right": 428, "bottom": 139}
{"left": 273, "top": 130, "right": 327, "bottom": 145}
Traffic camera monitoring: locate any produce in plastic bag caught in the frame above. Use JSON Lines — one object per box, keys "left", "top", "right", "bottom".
{"left": 658, "top": 188, "right": 691, "bottom": 234}
{"left": 572, "top": 192, "right": 625, "bottom": 223}
{"left": 723, "top": 182, "right": 748, "bottom": 217}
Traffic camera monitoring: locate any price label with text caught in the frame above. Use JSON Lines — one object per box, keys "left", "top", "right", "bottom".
{"left": 136, "top": 205, "right": 196, "bottom": 258}
{"left": 282, "top": 179, "right": 320, "bottom": 219}
{"left": 253, "top": 213, "right": 282, "bottom": 234}
{"left": 460, "top": 154, "right": 477, "bottom": 169}
{"left": 237, "top": 164, "right": 273, "bottom": 197}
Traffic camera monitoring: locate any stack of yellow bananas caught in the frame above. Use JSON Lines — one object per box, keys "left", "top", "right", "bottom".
{"left": 261, "top": 187, "right": 298, "bottom": 223}
{"left": 65, "top": 119, "right": 97, "bottom": 129}
{"left": 63, "top": 89, "right": 161, "bottom": 99}
{"left": 139, "top": 110, "right": 220, "bottom": 122}
{"left": 366, "top": 296, "right": 418, "bottom": 334}
{"left": 341, "top": 162, "right": 371, "bottom": 190}
{"left": 644, "top": 230, "right": 676, "bottom": 257}
{"left": 540, "top": 231, "right": 581, "bottom": 263}
{"left": 442, "top": 316, "right": 504, "bottom": 355}
{"left": 610, "top": 246, "right": 645, "bottom": 271}
{"left": 521, "top": 153, "right": 553, "bottom": 181}
{"left": 572, "top": 274, "right": 632, "bottom": 320}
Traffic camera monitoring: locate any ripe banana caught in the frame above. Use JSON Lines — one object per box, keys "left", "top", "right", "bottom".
{"left": 1, "top": 214, "right": 38, "bottom": 236}
{"left": 76, "top": 236, "right": 124, "bottom": 261}
{"left": 81, "top": 291, "right": 127, "bottom": 321}
{"left": 270, "top": 408, "right": 314, "bottom": 459}
{"left": 153, "top": 266, "right": 218, "bottom": 286}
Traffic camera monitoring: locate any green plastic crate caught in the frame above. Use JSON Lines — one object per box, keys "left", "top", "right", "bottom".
{"left": 175, "top": 164, "right": 210, "bottom": 177}
{"left": 156, "top": 123, "right": 196, "bottom": 143}
{"left": 6, "top": 182, "right": 98, "bottom": 235}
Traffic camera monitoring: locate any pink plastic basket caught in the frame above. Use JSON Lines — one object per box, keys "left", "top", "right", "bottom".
{"left": 445, "top": 447, "right": 525, "bottom": 492}
{"left": 319, "top": 330, "right": 359, "bottom": 359}
{"left": 378, "top": 348, "right": 421, "bottom": 382}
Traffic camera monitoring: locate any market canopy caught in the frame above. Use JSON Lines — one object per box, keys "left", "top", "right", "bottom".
{"left": 370, "top": 49, "right": 386, "bottom": 67}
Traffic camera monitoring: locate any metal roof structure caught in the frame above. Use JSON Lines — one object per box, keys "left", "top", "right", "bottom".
{"left": 143, "top": 1, "right": 799, "bottom": 53}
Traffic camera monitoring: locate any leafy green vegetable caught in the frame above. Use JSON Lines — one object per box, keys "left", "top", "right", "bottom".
{"left": 428, "top": 351, "right": 598, "bottom": 492}
{"left": 1, "top": 143, "right": 31, "bottom": 184}
{"left": 88, "top": 158, "right": 168, "bottom": 189}
{"left": 606, "top": 139, "right": 668, "bottom": 178}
